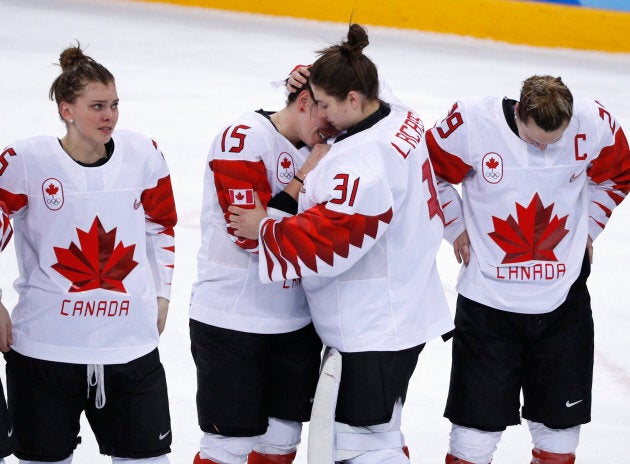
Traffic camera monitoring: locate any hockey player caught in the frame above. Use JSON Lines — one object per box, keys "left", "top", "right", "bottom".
{"left": 0, "top": 45, "right": 177, "bottom": 463}
{"left": 425, "top": 75, "right": 630, "bottom": 463}
{"left": 188, "top": 74, "right": 338, "bottom": 464}
{"left": 229, "top": 24, "right": 454, "bottom": 464}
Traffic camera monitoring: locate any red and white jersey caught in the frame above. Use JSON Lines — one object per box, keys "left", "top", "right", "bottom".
{"left": 189, "top": 111, "right": 311, "bottom": 334}
{"left": 257, "top": 104, "right": 454, "bottom": 352}
{"left": 427, "top": 96, "right": 630, "bottom": 314}
{"left": 0, "top": 200, "right": 11, "bottom": 252}
{"left": 0, "top": 130, "right": 177, "bottom": 363}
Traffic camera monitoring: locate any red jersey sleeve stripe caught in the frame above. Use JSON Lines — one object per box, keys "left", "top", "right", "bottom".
{"left": 425, "top": 130, "right": 472, "bottom": 183}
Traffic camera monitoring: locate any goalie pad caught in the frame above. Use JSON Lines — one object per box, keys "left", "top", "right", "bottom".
{"left": 307, "top": 347, "right": 342, "bottom": 464}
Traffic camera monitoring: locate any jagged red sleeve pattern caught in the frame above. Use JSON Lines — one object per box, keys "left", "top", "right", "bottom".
{"left": 141, "top": 145, "right": 177, "bottom": 300}
{"left": 259, "top": 203, "right": 393, "bottom": 282}
{"left": 0, "top": 146, "right": 28, "bottom": 251}
{"left": 586, "top": 104, "right": 630, "bottom": 240}
{"left": 425, "top": 113, "right": 473, "bottom": 243}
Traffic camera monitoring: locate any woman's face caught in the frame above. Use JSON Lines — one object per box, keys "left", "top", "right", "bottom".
{"left": 310, "top": 84, "right": 354, "bottom": 132}
{"left": 62, "top": 81, "right": 119, "bottom": 146}
{"left": 300, "top": 100, "right": 339, "bottom": 147}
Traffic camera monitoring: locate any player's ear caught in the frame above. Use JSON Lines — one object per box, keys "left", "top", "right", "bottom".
{"left": 347, "top": 91, "right": 360, "bottom": 109}
{"left": 59, "top": 102, "right": 74, "bottom": 124}
{"left": 298, "top": 89, "right": 312, "bottom": 113}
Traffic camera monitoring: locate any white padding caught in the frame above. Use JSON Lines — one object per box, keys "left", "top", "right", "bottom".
{"left": 334, "top": 399, "right": 405, "bottom": 462}
{"left": 344, "top": 447, "right": 409, "bottom": 464}
{"left": 254, "top": 417, "right": 302, "bottom": 454}
{"left": 112, "top": 456, "right": 169, "bottom": 463}
{"left": 336, "top": 431, "right": 403, "bottom": 451}
{"left": 200, "top": 432, "right": 260, "bottom": 464}
{"left": 528, "top": 421, "right": 580, "bottom": 454}
{"left": 112, "top": 454, "right": 171, "bottom": 464}
{"left": 449, "top": 424, "right": 502, "bottom": 464}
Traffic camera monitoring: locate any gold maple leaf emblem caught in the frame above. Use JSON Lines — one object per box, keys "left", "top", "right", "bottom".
{"left": 52, "top": 217, "right": 138, "bottom": 292}
{"left": 488, "top": 193, "right": 569, "bottom": 264}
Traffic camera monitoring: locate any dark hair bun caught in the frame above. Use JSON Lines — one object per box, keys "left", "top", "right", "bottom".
{"left": 59, "top": 46, "right": 88, "bottom": 71}
{"left": 345, "top": 24, "right": 369, "bottom": 53}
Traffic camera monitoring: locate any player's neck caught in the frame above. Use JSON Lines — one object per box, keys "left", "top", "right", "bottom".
{"left": 272, "top": 109, "right": 300, "bottom": 147}
{"left": 60, "top": 135, "right": 107, "bottom": 164}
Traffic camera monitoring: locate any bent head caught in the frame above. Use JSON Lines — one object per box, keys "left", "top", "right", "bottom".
{"left": 516, "top": 75, "right": 572, "bottom": 151}
{"left": 308, "top": 23, "right": 379, "bottom": 131}
{"left": 292, "top": 88, "right": 338, "bottom": 147}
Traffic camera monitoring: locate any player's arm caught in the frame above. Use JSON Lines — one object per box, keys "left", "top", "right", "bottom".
{"left": 0, "top": 145, "right": 30, "bottom": 351}
{"left": 141, "top": 141, "right": 177, "bottom": 332}
{"left": 585, "top": 101, "right": 630, "bottom": 241}
{"left": 425, "top": 103, "right": 473, "bottom": 259}
{"left": 0, "top": 146, "right": 28, "bottom": 249}
{"left": 232, "top": 168, "right": 394, "bottom": 283}
{"left": 0, "top": 200, "right": 12, "bottom": 351}
{"left": 208, "top": 123, "right": 273, "bottom": 252}
{"left": 0, "top": 201, "right": 12, "bottom": 350}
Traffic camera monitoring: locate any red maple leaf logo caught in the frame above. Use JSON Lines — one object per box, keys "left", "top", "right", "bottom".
{"left": 52, "top": 217, "right": 138, "bottom": 292}
{"left": 485, "top": 157, "right": 499, "bottom": 170}
{"left": 46, "top": 183, "right": 59, "bottom": 196}
{"left": 281, "top": 157, "right": 292, "bottom": 170}
{"left": 488, "top": 193, "right": 569, "bottom": 264}
{"left": 235, "top": 192, "right": 244, "bottom": 201}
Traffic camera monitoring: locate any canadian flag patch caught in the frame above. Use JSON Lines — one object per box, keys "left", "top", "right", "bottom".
{"left": 229, "top": 188, "right": 255, "bottom": 207}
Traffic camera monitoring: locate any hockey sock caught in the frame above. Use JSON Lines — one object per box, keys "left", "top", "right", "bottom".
{"left": 247, "top": 450, "right": 296, "bottom": 464}
{"left": 193, "top": 452, "right": 222, "bottom": 464}
{"left": 445, "top": 453, "right": 486, "bottom": 464}
{"left": 531, "top": 448, "right": 575, "bottom": 464}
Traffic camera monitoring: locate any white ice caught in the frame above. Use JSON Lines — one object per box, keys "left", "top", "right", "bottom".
{"left": 0, "top": 0, "right": 629, "bottom": 462}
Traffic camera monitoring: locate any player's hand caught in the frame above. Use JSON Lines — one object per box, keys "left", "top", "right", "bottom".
{"left": 587, "top": 235, "right": 593, "bottom": 264}
{"left": 157, "top": 297, "right": 169, "bottom": 335}
{"left": 454, "top": 230, "right": 471, "bottom": 266}
{"left": 0, "top": 301, "right": 13, "bottom": 352}
{"left": 299, "top": 143, "right": 330, "bottom": 176}
{"left": 229, "top": 193, "right": 267, "bottom": 240}
{"left": 287, "top": 65, "right": 310, "bottom": 93}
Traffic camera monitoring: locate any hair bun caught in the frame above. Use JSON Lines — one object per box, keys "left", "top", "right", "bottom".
{"left": 345, "top": 24, "right": 369, "bottom": 52}
{"left": 58, "top": 46, "right": 88, "bottom": 71}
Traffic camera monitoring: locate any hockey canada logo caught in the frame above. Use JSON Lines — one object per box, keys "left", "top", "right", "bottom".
{"left": 481, "top": 153, "right": 503, "bottom": 184}
{"left": 488, "top": 193, "right": 569, "bottom": 264}
{"left": 42, "top": 178, "right": 64, "bottom": 211}
{"left": 277, "top": 152, "right": 295, "bottom": 184}
{"left": 52, "top": 217, "right": 138, "bottom": 292}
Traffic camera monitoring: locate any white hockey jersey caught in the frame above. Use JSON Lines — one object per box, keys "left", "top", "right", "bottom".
{"left": 257, "top": 104, "right": 454, "bottom": 352}
{"left": 189, "top": 111, "right": 311, "bottom": 334}
{"left": 0, "top": 130, "right": 177, "bottom": 364}
{"left": 427, "top": 96, "right": 630, "bottom": 314}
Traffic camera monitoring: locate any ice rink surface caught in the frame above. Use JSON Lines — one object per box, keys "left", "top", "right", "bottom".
{"left": 1, "top": 0, "right": 629, "bottom": 462}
